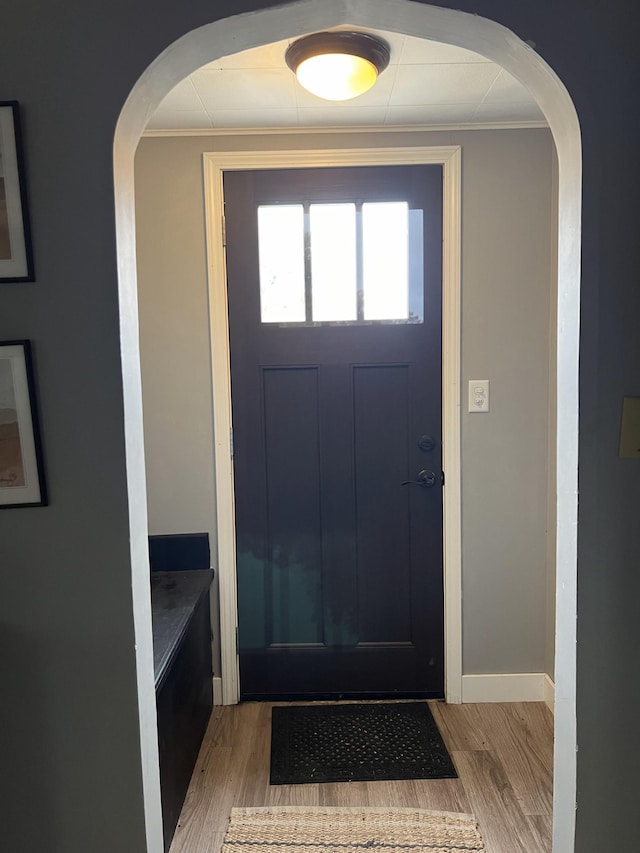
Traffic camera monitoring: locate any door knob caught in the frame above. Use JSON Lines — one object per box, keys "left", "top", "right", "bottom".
{"left": 401, "top": 469, "right": 436, "bottom": 488}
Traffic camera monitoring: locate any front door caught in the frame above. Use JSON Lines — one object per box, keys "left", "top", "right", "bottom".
{"left": 224, "top": 165, "right": 443, "bottom": 700}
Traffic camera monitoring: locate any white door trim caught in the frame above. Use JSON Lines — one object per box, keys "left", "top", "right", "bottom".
{"left": 203, "top": 144, "right": 462, "bottom": 706}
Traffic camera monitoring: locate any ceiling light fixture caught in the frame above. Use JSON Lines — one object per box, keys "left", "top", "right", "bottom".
{"left": 285, "top": 31, "right": 391, "bottom": 102}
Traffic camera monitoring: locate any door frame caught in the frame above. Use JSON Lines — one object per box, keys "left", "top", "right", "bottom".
{"left": 203, "top": 144, "right": 462, "bottom": 706}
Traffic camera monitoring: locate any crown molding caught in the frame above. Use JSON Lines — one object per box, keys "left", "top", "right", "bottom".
{"left": 141, "top": 120, "right": 548, "bottom": 139}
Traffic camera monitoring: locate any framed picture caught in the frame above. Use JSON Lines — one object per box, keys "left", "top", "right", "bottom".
{"left": 0, "top": 102, "right": 34, "bottom": 281}
{"left": 0, "top": 341, "right": 47, "bottom": 507}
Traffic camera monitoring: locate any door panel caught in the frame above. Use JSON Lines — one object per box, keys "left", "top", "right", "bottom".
{"left": 353, "top": 364, "right": 412, "bottom": 643}
{"left": 263, "top": 366, "right": 322, "bottom": 645}
{"left": 225, "top": 165, "right": 443, "bottom": 699}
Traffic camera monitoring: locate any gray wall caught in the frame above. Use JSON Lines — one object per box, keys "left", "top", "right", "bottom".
{"left": 1, "top": 1, "right": 638, "bottom": 852}
{"left": 135, "top": 127, "right": 557, "bottom": 678}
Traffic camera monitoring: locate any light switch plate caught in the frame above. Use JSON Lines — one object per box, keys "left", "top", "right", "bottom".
{"left": 619, "top": 397, "right": 640, "bottom": 458}
{"left": 469, "top": 379, "right": 489, "bottom": 412}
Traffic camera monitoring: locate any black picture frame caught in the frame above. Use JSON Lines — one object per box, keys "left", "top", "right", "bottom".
{"left": 0, "top": 101, "right": 34, "bottom": 282}
{"left": 0, "top": 340, "right": 47, "bottom": 507}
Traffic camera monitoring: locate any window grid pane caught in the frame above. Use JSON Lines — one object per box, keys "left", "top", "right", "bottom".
{"left": 258, "top": 205, "right": 306, "bottom": 323}
{"left": 310, "top": 203, "right": 357, "bottom": 322}
{"left": 362, "top": 202, "right": 410, "bottom": 321}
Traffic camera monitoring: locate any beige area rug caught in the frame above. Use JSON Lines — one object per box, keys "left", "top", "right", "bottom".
{"left": 222, "top": 806, "right": 486, "bottom": 853}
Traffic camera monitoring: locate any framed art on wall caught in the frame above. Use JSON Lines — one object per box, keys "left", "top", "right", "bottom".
{"left": 0, "top": 101, "right": 34, "bottom": 282}
{"left": 0, "top": 341, "right": 47, "bottom": 507}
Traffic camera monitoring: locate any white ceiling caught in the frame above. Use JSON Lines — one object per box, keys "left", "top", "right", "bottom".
{"left": 146, "top": 29, "right": 545, "bottom": 132}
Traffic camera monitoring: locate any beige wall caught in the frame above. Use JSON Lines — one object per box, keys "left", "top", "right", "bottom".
{"left": 134, "top": 127, "right": 557, "bottom": 679}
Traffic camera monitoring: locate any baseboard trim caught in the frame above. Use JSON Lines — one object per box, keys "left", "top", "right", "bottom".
{"left": 462, "top": 672, "right": 555, "bottom": 705}
{"left": 213, "top": 676, "right": 223, "bottom": 707}
{"left": 543, "top": 673, "right": 555, "bottom": 714}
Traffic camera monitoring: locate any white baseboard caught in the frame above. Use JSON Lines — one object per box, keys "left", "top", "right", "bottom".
{"left": 543, "top": 673, "right": 555, "bottom": 714}
{"left": 462, "top": 672, "right": 555, "bottom": 705}
{"left": 213, "top": 676, "right": 223, "bottom": 706}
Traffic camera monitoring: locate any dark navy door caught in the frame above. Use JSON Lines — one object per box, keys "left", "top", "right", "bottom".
{"left": 224, "top": 165, "right": 443, "bottom": 699}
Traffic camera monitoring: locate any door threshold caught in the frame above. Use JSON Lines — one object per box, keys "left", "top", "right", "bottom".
{"left": 240, "top": 692, "right": 444, "bottom": 702}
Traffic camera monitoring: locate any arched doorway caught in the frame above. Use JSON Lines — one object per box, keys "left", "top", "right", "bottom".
{"left": 114, "top": 2, "right": 580, "bottom": 850}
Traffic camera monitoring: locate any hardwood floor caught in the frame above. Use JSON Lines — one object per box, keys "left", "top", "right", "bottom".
{"left": 169, "top": 701, "right": 554, "bottom": 853}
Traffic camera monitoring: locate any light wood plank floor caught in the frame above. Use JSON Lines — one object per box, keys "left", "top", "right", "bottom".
{"left": 169, "top": 701, "right": 553, "bottom": 853}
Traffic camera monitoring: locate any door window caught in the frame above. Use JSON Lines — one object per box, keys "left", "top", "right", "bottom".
{"left": 256, "top": 200, "right": 424, "bottom": 325}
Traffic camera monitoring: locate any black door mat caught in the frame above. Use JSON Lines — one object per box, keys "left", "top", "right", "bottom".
{"left": 270, "top": 702, "right": 458, "bottom": 785}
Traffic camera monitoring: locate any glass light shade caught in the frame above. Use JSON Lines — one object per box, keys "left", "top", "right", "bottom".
{"left": 296, "top": 53, "right": 379, "bottom": 101}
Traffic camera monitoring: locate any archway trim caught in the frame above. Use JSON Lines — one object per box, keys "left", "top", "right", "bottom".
{"left": 114, "top": 3, "right": 580, "bottom": 851}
